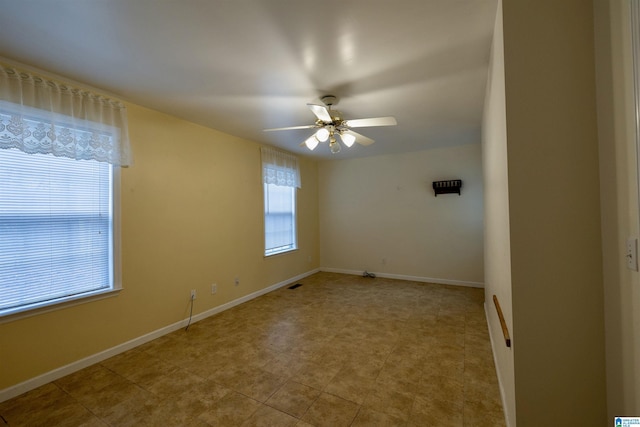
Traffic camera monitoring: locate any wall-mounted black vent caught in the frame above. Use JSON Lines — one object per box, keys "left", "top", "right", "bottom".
{"left": 432, "top": 179, "right": 462, "bottom": 196}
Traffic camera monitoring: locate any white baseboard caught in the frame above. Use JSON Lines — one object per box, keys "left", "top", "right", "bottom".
{"left": 320, "top": 267, "right": 484, "bottom": 288}
{"left": 0, "top": 268, "right": 319, "bottom": 403}
{"left": 484, "top": 302, "right": 513, "bottom": 427}
{"left": 188, "top": 268, "right": 319, "bottom": 325}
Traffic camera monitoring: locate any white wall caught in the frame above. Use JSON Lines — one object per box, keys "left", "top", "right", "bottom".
{"left": 594, "top": 0, "right": 640, "bottom": 416}
{"left": 482, "top": 2, "right": 515, "bottom": 424}
{"left": 318, "top": 144, "right": 484, "bottom": 286}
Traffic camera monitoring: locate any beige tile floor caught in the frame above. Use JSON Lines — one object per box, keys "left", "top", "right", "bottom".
{"left": 0, "top": 272, "right": 506, "bottom": 426}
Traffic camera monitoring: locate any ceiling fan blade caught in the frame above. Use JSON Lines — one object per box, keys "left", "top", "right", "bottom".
{"left": 344, "top": 116, "right": 397, "bottom": 128}
{"left": 264, "top": 124, "right": 316, "bottom": 131}
{"left": 344, "top": 130, "right": 375, "bottom": 146}
{"left": 307, "top": 103, "right": 333, "bottom": 123}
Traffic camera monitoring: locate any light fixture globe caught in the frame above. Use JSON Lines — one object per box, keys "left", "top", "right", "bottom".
{"left": 329, "top": 136, "right": 341, "bottom": 154}
{"left": 315, "top": 127, "right": 330, "bottom": 142}
{"left": 340, "top": 132, "right": 356, "bottom": 147}
{"left": 304, "top": 135, "right": 319, "bottom": 150}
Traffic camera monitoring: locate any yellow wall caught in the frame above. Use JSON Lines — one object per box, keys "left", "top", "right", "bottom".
{"left": 0, "top": 102, "right": 319, "bottom": 390}
{"left": 501, "top": 0, "right": 607, "bottom": 424}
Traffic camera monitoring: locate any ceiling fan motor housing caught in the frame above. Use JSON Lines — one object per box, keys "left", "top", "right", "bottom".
{"left": 321, "top": 95, "right": 338, "bottom": 107}
{"left": 319, "top": 96, "right": 343, "bottom": 124}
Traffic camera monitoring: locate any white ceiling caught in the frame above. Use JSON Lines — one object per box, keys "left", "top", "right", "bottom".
{"left": 0, "top": 0, "right": 498, "bottom": 159}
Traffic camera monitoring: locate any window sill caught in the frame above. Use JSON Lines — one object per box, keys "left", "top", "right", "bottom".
{"left": 0, "top": 287, "right": 122, "bottom": 324}
{"left": 264, "top": 248, "right": 298, "bottom": 258}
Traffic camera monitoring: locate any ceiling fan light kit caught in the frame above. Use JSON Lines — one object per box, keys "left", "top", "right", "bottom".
{"left": 264, "top": 95, "right": 397, "bottom": 154}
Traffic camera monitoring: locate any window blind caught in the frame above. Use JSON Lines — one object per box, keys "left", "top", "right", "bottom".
{"left": 264, "top": 183, "right": 296, "bottom": 255}
{"left": 0, "top": 148, "right": 113, "bottom": 315}
{"left": 261, "top": 147, "right": 299, "bottom": 256}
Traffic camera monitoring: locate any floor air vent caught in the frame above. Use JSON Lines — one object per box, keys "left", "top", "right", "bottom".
{"left": 288, "top": 284, "right": 303, "bottom": 289}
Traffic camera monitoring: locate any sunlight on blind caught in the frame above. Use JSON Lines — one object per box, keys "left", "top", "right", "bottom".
{"left": 264, "top": 183, "right": 296, "bottom": 255}
{"left": 0, "top": 148, "right": 113, "bottom": 315}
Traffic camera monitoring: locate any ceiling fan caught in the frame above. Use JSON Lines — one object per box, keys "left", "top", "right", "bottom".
{"left": 264, "top": 95, "right": 397, "bottom": 154}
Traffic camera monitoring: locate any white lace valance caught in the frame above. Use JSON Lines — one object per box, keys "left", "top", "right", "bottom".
{"left": 261, "top": 146, "right": 301, "bottom": 188}
{"left": 0, "top": 63, "right": 132, "bottom": 166}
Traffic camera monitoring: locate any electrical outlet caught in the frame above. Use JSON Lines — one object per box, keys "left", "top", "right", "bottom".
{"left": 211, "top": 283, "right": 217, "bottom": 294}
{"left": 234, "top": 277, "right": 240, "bottom": 287}
{"left": 190, "top": 289, "right": 196, "bottom": 299}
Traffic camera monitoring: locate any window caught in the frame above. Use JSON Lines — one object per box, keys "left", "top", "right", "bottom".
{"left": 0, "top": 63, "right": 130, "bottom": 319}
{"left": 0, "top": 148, "right": 118, "bottom": 317}
{"left": 264, "top": 182, "right": 297, "bottom": 255}
{"left": 261, "top": 147, "right": 300, "bottom": 256}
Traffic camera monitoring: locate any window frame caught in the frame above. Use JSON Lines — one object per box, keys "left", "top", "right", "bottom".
{"left": 0, "top": 147, "right": 122, "bottom": 324}
{"left": 263, "top": 182, "right": 298, "bottom": 257}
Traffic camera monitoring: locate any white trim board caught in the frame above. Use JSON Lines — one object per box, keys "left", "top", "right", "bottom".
{"left": 0, "top": 268, "right": 319, "bottom": 403}
{"left": 484, "top": 302, "right": 513, "bottom": 427}
{"left": 321, "top": 267, "right": 484, "bottom": 288}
